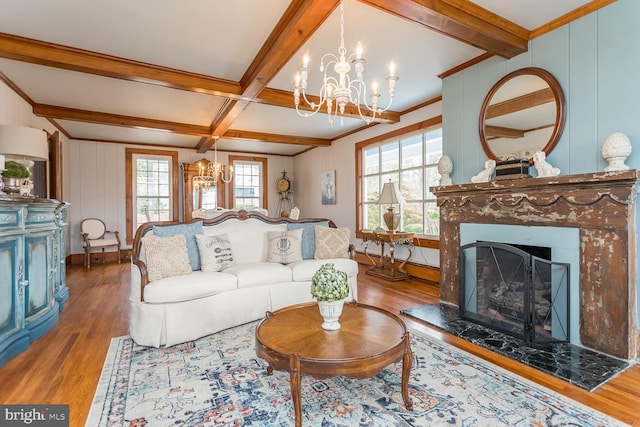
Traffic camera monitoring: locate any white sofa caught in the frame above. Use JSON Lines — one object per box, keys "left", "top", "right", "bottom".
{"left": 130, "top": 210, "right": 358, "bottom": 347}
{"left": 192, "top": 207, "right": 269, "bottom": 219}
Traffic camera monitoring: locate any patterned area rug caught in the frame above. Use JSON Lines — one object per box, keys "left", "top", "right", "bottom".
{"left": 86, "top": 321, "right": 628, "bottom": 427}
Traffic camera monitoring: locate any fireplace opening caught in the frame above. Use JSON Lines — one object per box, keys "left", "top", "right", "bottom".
{"left": 460, "top": 241, "right": 570, "bottom": 343}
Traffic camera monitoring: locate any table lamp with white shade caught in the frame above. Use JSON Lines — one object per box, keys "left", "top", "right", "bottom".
{"left": 0, "top": 125, "right": 49, "bottom": 195}
{"left": 377, "top": 181, "right": 405, "bottom": 232}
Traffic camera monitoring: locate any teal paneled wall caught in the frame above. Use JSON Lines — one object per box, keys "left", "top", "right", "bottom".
{"left": 443, "top": 0, "right": 640, "bottom": 181}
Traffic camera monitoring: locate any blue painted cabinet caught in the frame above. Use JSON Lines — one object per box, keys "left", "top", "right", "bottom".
{"left": 0, "top": 197, "right": 68, "bottom": 368}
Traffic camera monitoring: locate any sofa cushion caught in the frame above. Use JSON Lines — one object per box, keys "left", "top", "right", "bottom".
{"left": 223, "top": 262, "right": 292, "bottom": 288}
{"left": 141, "top": 234, "right": 192, "bottom": 282}
{"left": 196, "top": 233, "right": 236, "bottom": 272}
{"left": 143, "top": 270, "right": 238, "bottom": 303}
{"left": 314, "top": 226, "right": 351, "bottom": 259}
{"left": 289, "top": 258, "right": 359, "bottom": 282}
{"left": 153, "top": 221, "right": 204, "bottom": 270}
{"left": 203, "top": 219, "right": 286, "bottom": 264}
{"left": 267, "top": 228, "right": 303, "bottom": 264}
{"left": 287, "top": 221, "right": 329, "bottom": 259}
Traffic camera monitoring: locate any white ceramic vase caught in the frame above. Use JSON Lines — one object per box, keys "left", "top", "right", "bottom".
{"left": 317, "top": 299, "right": 345, "bottom": 330}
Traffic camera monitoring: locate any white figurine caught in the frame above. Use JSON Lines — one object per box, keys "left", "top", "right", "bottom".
{"left": 471, "top": 159, "right": 496, "bottom": 183}
{"left": 601, "top": 132, "right": 632, "bottom": 171}
{"left": 533, "top": 151, "right": 560, "bottom": 177}
{"left": 437, "top": 155, "right": 453, "bottom": 185}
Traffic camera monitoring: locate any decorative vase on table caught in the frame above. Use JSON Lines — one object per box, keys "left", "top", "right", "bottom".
{"left": 1, "top": 161, "right": 30, "bottom": 195}
{"left": 1, "top": 176, "right": 21, "bottom": 194}
{"left": 317, "top": 300, "right": 345, "bottom": 331}
{"left": 311, "top": 263, "right": 350, "bottom": 331}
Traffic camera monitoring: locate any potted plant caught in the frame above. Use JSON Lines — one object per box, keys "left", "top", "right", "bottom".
{"left": 1, "top": 160, "right": 29, "bottom": 194}
{"left": 311, "top": 263, "right": 350, "bottom": 330}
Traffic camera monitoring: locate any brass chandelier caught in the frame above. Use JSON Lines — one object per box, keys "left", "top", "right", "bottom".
{"left": 192, "top": 141, "right": 233, "bottom": 188}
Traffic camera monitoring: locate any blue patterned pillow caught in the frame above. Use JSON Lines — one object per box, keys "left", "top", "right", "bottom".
{"left": 152, "top": 221, "right": 204, "bottom": 270}
{"left": 287, "top": 221, "right": 329, "bottom": 260}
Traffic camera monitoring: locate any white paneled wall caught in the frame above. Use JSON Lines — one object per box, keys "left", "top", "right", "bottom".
{"left": 64, "top": 140, "right": 294, "bottom": 255}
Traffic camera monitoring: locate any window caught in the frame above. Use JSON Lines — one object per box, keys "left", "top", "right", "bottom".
{"left": 229, "top": 156, "right": 267, "bottom": 209}
{"left": 125, "top": 148, "right": 179, "bottom": 244}
{"left": 357, "top": 118, "right": 442, "bottom": 238}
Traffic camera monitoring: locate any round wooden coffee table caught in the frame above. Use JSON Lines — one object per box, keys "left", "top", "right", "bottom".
{"left": 255, "top": 301, "right": 413, "bottom": 426}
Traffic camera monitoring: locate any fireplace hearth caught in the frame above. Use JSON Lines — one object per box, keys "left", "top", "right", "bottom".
{"left": 401, "top": 302, "right": 629, "bottom": 391}
{"left": 460, "top": 241, "right": 569, "bottom": 344}
{"left": 433, "top": 170, "right": 640, "bottom": 360}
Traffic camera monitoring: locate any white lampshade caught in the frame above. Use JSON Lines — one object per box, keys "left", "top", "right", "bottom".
{"left": 0, "top": 125, "right": 48, "bottom": 160}
{"left": 377, "top": 181, "right": 405, "bottom": 232}
{"left": 377, "top": 181, "right": 405, "bottom": 205}
{"left": 0, "top": 154, "right": 4, "bottom": 171}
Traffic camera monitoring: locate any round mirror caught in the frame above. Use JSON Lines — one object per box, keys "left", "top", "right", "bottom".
{"left": 478, "top": 67, "right": 566, "bottom": 164}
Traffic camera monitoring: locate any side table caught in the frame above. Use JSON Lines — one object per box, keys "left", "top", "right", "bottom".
{"left": 361, "top": 230, "right": 415, "bottom": 281}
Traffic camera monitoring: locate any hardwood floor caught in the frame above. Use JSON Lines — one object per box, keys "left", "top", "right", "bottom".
{"left": 0, "top": 262, "right": 638, "bottom": 426}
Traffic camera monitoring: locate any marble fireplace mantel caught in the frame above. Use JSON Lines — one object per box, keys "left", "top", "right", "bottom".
{"left": 433, "top": 170, "right": 640, "bottom": 360}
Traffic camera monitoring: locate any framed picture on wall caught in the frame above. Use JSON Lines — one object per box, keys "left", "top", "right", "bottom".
{"left": 321, "top": 170, "right": 336, "bottom": 205}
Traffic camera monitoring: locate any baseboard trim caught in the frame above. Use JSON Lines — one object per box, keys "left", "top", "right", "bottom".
{"left": 68, "top": 250, "right": 131, "bottom": 266}
{"left": 354, "top": 252, "right": 439, "bottom": 284}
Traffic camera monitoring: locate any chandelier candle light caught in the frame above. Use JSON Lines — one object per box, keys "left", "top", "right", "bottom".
{"left": 192, "top": 138, "right": 233, "bottom": 189}
{"left": 293, "top": 0, "right": 398, "bottom": 125}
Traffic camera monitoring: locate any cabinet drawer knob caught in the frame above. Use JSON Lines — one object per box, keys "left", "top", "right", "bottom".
{"left": 1, "top": 215, "right": 11, "bottom": 223}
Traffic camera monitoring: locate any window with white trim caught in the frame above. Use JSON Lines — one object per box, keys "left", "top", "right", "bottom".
{"left": 362, "top": 127, "right": 442, "bottom": 236}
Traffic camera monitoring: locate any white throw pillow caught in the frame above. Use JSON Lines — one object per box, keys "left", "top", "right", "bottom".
{"left": 314, "top": 226, "right": 350, "bottom": 259}
{"left": 141, "top": 234, "right": 192, "bottom": 282}
{"left": 267, "top": 228, "right": 303, "bottom": 264}
{"left": 195, "top": 233, "right": 236, "bottom": 272}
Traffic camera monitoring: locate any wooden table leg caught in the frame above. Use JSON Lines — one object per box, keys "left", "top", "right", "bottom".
{"left": 289, "top": 353, "right": 302, "bottom": 427}
{"left": 401, "top": 333, "right": 413, "bottom": 411}
{"left": 363, "top": 240, "right": 376, "bottom": 267}
{"left": 397, "top": 245, "right": 413, "bottom": 273}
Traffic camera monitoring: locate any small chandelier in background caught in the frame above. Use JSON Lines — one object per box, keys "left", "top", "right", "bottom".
{"left": 293, "top": 0, "right": 398, "bottom": 126}
{"left": 192, "top": 139, "right": 233, "bottom": 189}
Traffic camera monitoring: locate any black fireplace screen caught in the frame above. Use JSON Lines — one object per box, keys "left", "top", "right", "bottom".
{"left": 460, "top": 241, "right": 570, "bottom": 343}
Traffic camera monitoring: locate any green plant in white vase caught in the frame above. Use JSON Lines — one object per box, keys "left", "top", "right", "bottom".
{"left": 1, "top": 160, "right": 29, "bottom": 194}
{"left": 311, "top": 263, "right": 350, "bottom": 330}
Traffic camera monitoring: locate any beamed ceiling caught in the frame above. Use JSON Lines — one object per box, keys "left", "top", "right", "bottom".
{"left": 0, "top": 0, "right": 614, "bottom": 156}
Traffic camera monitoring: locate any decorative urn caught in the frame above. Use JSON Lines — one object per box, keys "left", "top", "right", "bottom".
{"left": 601, "top": 132, "right": 632, "bottom": 172}
{"left": 311, "top": 263, "right": 350, "bottom": 330}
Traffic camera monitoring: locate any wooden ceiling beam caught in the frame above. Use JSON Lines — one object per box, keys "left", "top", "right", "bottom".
{"left": 223, "top": 129, "right": 331, "bottom": 147}
{"left": 33, "top": 104, "right": 213, "bottom": 137}
{"left": 34, "top": 103, "right": 328, "bottom": 147}
{"left": 240, "top": 0, "right": 340, "bottom": 96}
{"left": 361, "top": 0, "right": 529, "bottom": 58}
{"left": 0, "top": 32, "right": 242, "bottom": 97}
{"left": 486, "top": 88, "right": 554, "bottom": 119}
{"left": 484, "top": 125, "right": 524, "bottom": 139}
{"left": 200, "top": 0, "right": 341, "bottom": 153}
